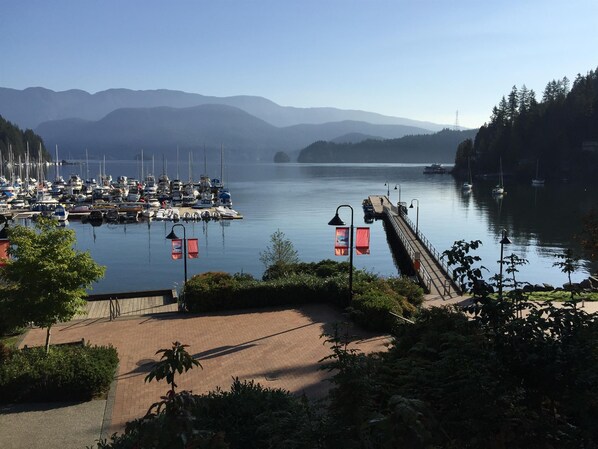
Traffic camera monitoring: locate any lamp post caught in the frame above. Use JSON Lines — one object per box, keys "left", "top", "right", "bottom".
{"left": 409, "top": 199, "right": 419, "bottom": 235}
{"left": 328, "top": 204, "right": 354, "bottom": 305}
{"left": 166, "top": 223, "right": 188, "bottom": 298}
{"left": 394, "top": 184, "right": 401, "bottom": 206}
{"left": 498, "top": 229, "right": 512, "bottom": 301}
{"left": 384, "top": 181, "right": 390, "bottom": 198}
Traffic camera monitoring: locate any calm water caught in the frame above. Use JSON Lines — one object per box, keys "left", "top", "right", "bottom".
{"left": 37, "top": 161, "right": 598, "bottom": 293}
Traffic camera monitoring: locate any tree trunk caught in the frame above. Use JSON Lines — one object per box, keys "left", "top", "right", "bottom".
{"left": 45, "top": 326, "right": 51, "bottom": 353}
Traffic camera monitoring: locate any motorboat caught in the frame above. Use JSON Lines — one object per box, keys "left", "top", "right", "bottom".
{"left": 423, "top": 163, "right": 447, "bottom": 174}
{"left": 52, "top": 205, "right": 69, "bottom": 222}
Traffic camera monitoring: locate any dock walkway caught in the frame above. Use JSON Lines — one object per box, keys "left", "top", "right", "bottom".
{"left": 370, "top": 195, "right": 460, "bottom": 299}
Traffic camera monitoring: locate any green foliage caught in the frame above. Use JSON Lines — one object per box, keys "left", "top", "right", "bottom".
{"left": 259, "top": 230, "right": 299, "bottom": 270}
{"left": 0, "top": 218, "right": 105, "bottom": 349}
{"left": 297, "top": 129, "right": 476, "bottom": 163}
{"left": 273, "top": 151, "right": 291, "bottom": 162}
{"left": 185, "top": 271, "right": 347, "bottom": 313}
{"left": 145, "top": 341, "right": 201, "bottom": 396}
{"left": 185, "top": 264, "right": 423, "bottom": 333}
{"left": 0, "top": 114, "right": 50, "bottom": 162}
{"left": 580, "top": 209, "right": 598, "bottom": 263}
{"left": 553, "top": 248, "right": 581, "bottom": 304}
{"left": 0, "top": 344, "right": 118, "bottom": 403}
{"left": 95, "top": 379, "right": 318, "bottom": 449}
{"left": 454, "top": 68, "right": 598, "bottom": 182}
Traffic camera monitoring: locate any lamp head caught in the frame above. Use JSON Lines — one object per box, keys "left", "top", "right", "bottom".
{"left": 166, "top": 229, "right": 180, "bottom": 240}
{"left": 409, "top": 203, "right": 413, "bottom": 209}
{"left": 328, "top": 213, "right": 345, "bottom": 226}
{"left": 394, "top": 185, "right": 398, "bottom": 190}
{"left": 500, "top": 230, "right": 512, "bottom": 245}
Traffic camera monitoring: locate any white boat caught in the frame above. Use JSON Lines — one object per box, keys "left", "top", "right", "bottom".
{"left": 531, "top": 160, "right": 545, "bottom": 186}
{"left": 52, "top": 205, "right": 69, "bottom": 221}
{"left": 462, "top": 158, "right": 473, "bottom": 191}
{"left": 492, "top": 158, "right": 505, "bottom": 196}
{"left": 192, "top": 190, "right": 213, "bottom": 209}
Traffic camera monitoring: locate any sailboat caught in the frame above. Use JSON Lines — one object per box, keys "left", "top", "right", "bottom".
{"left": 492, "top": 158, "right": 505, "bottom": 196}
{"left": 531, "top": 160, "right": 545, "bottom": 186}
{"left": 462, "top": 158, "right": 473, "bottom": 191}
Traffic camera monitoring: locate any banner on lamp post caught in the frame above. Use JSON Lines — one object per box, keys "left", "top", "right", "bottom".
{"left": 355, "top": 227, "right": 370, "bottom": 255}
{"left": 0, "top": 240, "right": 8, "bottom": 266}
{"left": 334, "top": 227, "right": 350, "bottom": 256}
{"left": 187, "top": 239, "right": 199, "bottom": 259}
{"left": 171, "top": 239, "right": 183, "bottom": 260}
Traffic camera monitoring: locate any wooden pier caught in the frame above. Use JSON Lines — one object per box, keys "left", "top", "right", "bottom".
{"left": 370, "top": 195, "right": 461, "bottom": 299}
{"left": 78, "top": 289, "right": 179, "bottom": 320}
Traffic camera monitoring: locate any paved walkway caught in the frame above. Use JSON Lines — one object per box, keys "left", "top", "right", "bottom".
{"left": 9, "top": 304, "right": 390, "bottom": 447}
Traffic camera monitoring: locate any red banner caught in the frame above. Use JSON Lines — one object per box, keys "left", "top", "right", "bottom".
{"left": 335, "top": 227, "right": 350, "bottom": 256}
{"left": 187, "top": 238, "right": 199, "bottom": 259}
{"left": 355, "top": 227, "right": 370, "bottom": 255}
{"left": 171, "top": 239, "right": 183, "bottom": 260}
{"left": 0, "top": 240, "right": 8, "bottom": 266}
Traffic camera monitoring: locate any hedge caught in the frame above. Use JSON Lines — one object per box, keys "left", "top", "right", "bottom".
{"left": 184, "top": 269, "right": 424, "bottom": 332}
{"left": 0, "top": 343, "right": 119, "bottom": 403}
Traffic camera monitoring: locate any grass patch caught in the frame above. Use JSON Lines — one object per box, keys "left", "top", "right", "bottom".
{"left": 527, "top": 290, "right": 598, "bottom": 302}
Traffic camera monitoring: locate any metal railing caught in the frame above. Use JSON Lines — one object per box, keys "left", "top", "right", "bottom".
{"left": 109, "top": 297, "right": 121, "bottom": 321}
{"left": 384, "top": 209, "right": 433, "bottom": 292}
{"left": 395, "top": 208, "right": 461, "bottom": 295}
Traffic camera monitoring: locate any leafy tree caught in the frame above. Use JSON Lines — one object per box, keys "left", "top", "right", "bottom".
{"left": 0, "top": 218, "right": 105, "bottom": 351}
{"left": 259, "top": 229, "right": 299, "bottom": 272}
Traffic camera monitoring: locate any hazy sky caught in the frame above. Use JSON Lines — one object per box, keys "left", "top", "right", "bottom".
{"left": 2, "top": 0, "right": 597, "bottom": 128}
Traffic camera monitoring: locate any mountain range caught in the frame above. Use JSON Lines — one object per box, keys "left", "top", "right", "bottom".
{"left": 0, "top": 87, "right": 458, "bottom": 161}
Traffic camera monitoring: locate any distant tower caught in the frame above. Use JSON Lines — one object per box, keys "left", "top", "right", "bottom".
{"left": 454, "top": 110, "right": 459, "bottom": 130}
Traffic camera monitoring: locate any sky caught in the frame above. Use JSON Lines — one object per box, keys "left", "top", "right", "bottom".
{"left": 2, "top": 0, "right": 597, "bottom": 129}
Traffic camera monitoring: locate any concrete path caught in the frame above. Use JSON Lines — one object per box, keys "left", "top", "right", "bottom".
{"left": 0, "top": 400, "right": 107, "bottom": 449}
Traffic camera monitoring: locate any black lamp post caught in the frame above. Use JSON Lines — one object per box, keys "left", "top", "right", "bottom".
{"left": 328, "top": 204, "right": 354, "bottom": 305}
{"left": 384, "top": 181, "right": 390, "bottom": 198}
{"left": 166, "top": 223, "right": 188, "bottom": 297}
{"left": 498, "top": 229, "right": 512, "bottom": 300}
{"left": 409, "top": 199, "right": 420, "bottom": 235}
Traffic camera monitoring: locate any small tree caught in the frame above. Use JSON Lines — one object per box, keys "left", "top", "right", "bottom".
{"left": 553, "top": 248, "right": 581, "bottom": 307}
{"left": 0, "top": 218, "right": 105, "bottom": 351}
{"left": 259, "top": 229, "right": 299, "bottom": 270}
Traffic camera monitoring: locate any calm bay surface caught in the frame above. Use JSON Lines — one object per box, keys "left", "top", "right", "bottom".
{"left": 47, "top": 161, "right": 597, "bottom": 294}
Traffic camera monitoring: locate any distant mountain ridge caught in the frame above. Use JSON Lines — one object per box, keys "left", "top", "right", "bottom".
{"left": 35, "top": 104, "right": 431, "bottom": 161}
{"left": 0, "top": 86, "right": 450, "bottom": 131}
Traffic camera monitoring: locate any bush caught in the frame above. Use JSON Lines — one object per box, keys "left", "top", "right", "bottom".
{"left": 97, "top": 379, "right": 318, "bottom": 449}
{"left": 0, "top": 343, "right": 118, "bottom": 403}
{"left": 185, "top": 271, "right": 347, "bottom": 313}
{"left": 185, "top": 267, "right": 423, "bottom": 333}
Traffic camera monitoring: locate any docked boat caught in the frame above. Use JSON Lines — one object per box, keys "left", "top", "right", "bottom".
{"left": 492, "top": 158, "right": 505, "bottom": 196}
{"left": 423, "top": 163, "right": 447, "bottom": 174}
{"left": 531, "top": 160, "right": 545, "bottom": 186}
{"left": 52, "top": 204, "right": 69, "bottom": 222}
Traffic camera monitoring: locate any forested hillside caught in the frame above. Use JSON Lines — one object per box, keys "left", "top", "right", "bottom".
{"left": 0, "top": 115, "right": 50, "bottom": 163}
{"left": 297, "top": 128, "right": 476, "bottom": 163}
{"left": 454, "top": 68, "right": 598, "bottom": 181}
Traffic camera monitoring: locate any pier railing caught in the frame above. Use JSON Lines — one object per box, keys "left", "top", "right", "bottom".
{"left": 385, "top": 209, "right": 433, "bottom": 292}
{"left": 395, "top": 209, "right": 461, "bottom": 295}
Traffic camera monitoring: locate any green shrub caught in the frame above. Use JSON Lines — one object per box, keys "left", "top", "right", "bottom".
{"left": 97, "top": 379, "right": 318, "bottom": 449}
{"left": 185, "top": 268, "right": 423, "bottom": 333}
{"left": 0, "top": 343, "right": 118, "bottom": 403}
{"left": 185, "top": 271, "right": 347, "bottom": 313}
